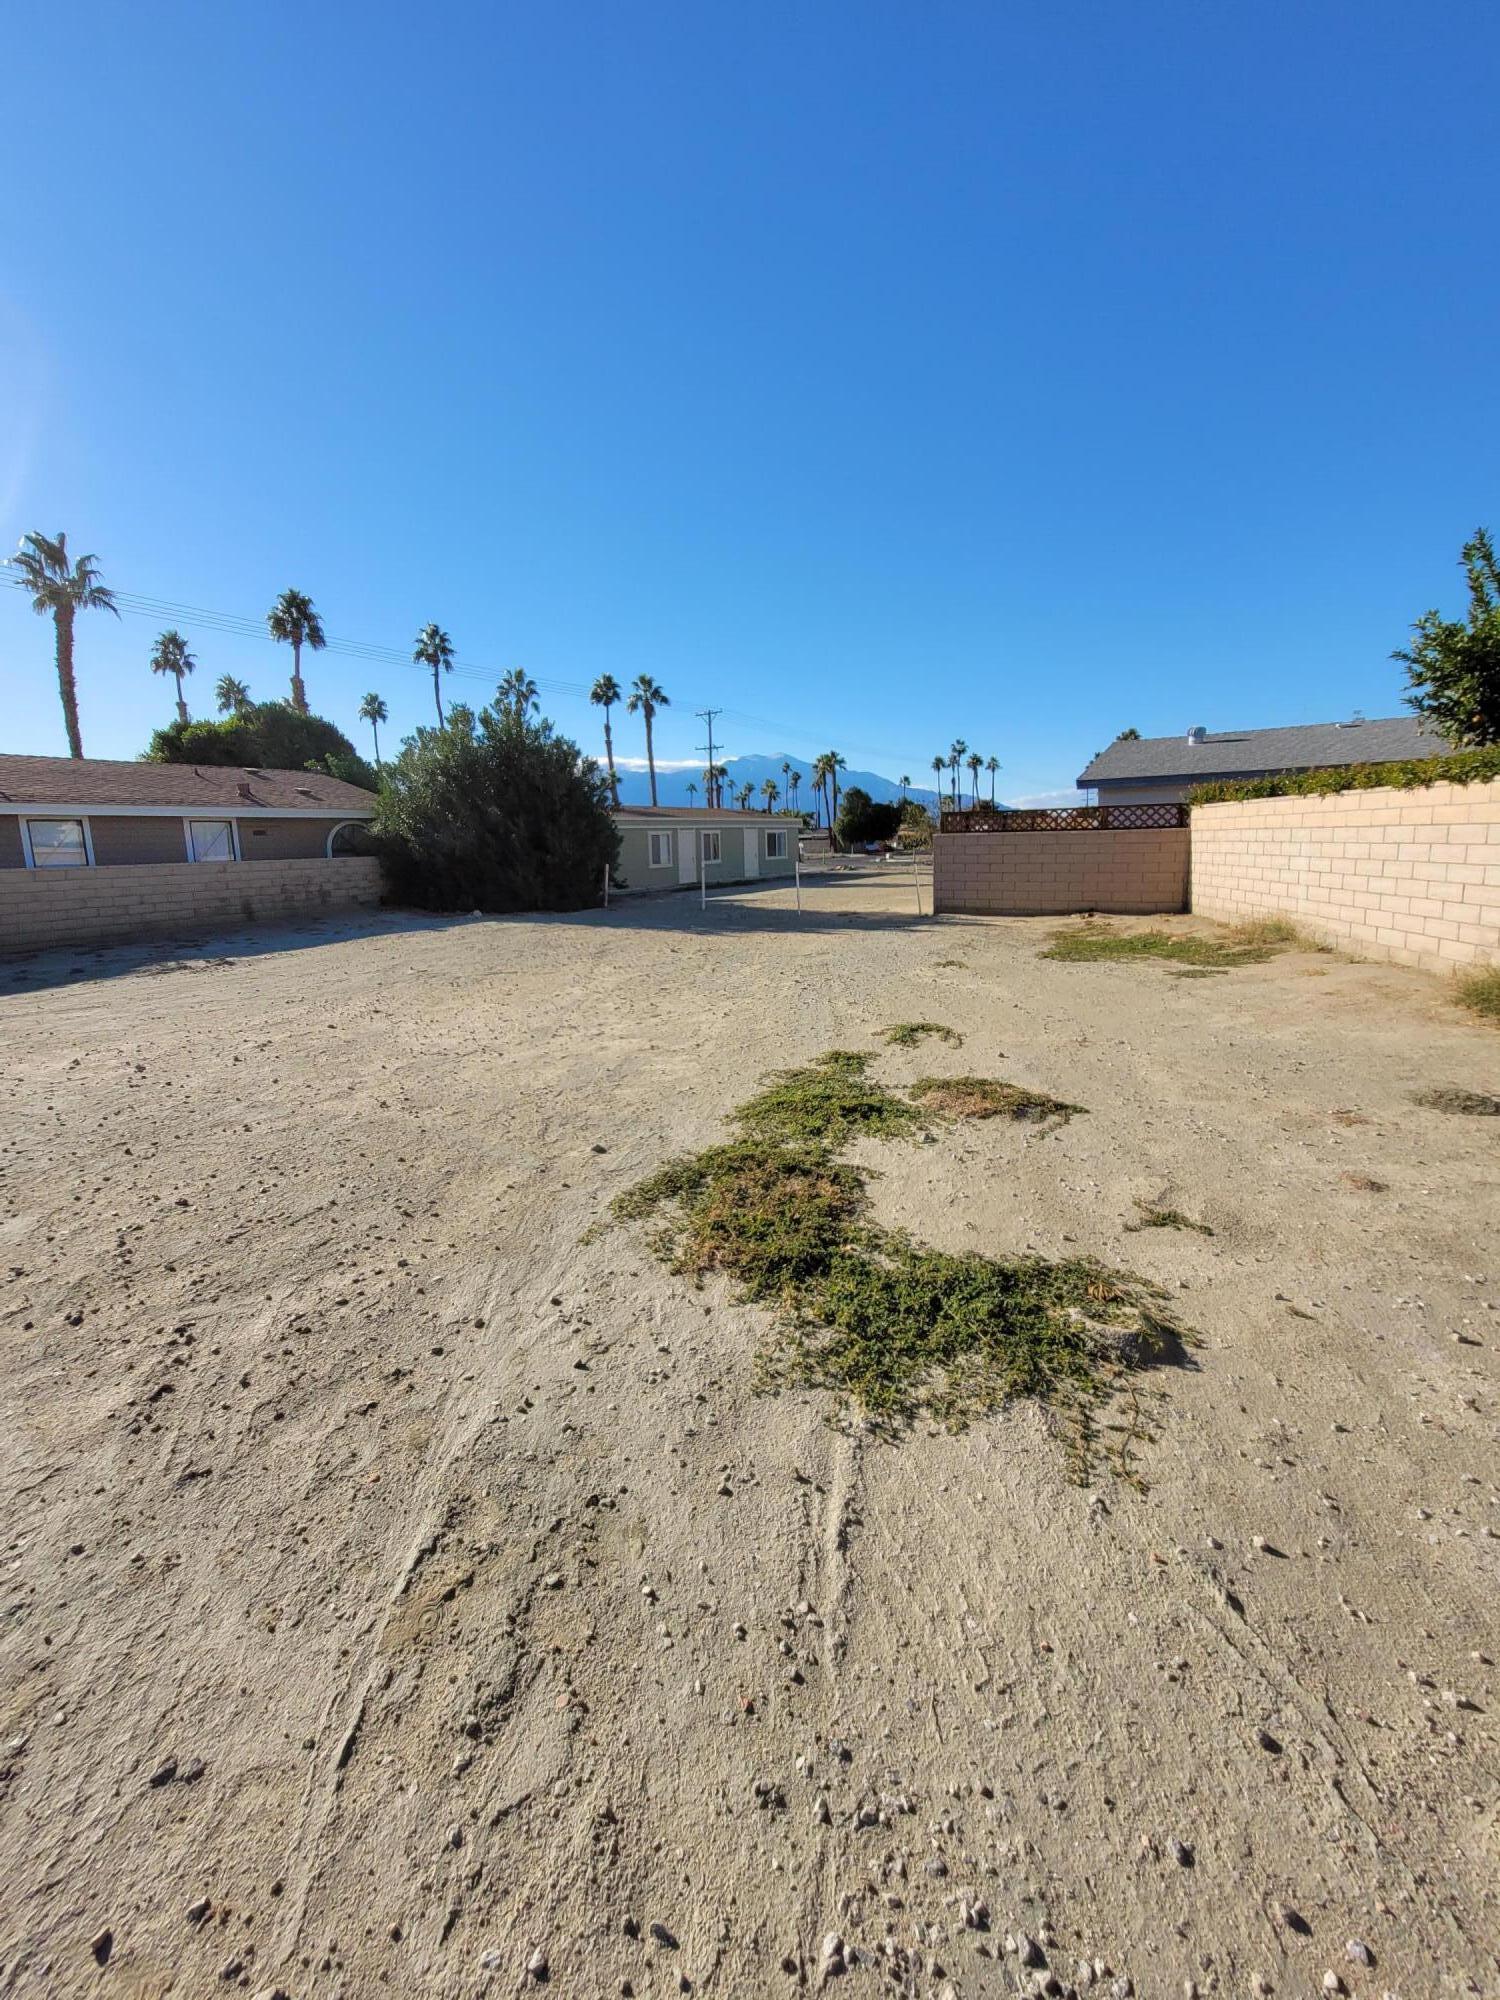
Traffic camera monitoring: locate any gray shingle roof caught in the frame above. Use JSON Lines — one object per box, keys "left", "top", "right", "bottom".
{"left": 1078, "top": 715, "right": 1444, "bottom": 786}
{"left": 0, "top": 754, "right": 377, "bottom": 812}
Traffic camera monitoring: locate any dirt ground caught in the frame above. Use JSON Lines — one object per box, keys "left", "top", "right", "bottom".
{"left": 2, "top": 872, "right": 1497, "bottom": 2000}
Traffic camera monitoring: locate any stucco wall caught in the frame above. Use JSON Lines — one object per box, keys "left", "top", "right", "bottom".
{"left": 0, "top": 816, "right": 26, "bottom": 870}
{"left": 0, "top": 856, "right": 384, "bottom": 955}
{"left": 235, "top": 816, "right": 351, "bottom": 861}
{"left": 1191, "top": 781, "right": 1500, "bottom": 973}
{"left": 933, "top": 828, "right": 1190, "bottom": 915}
{"left": 613, "top": 820, "right": 797, "bottom": 892}
{"left": 87, "top": 816, "right": 191, "bottom": 866}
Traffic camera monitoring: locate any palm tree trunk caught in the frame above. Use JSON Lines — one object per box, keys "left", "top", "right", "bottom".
{"left": 434, "top": 664, "right": 445, "bottom": 726}
{"left": 291, "top": 637, "right": 307, "bottom": 714}
{"left": 604, "top": 712, "right": 618, "bottom": 806}
{"left": 175, "top": 672, "right": 188, "bottom": 724}
{"left": 990, "top": 771, "right": 996, "bottom": 805}
{"left": 55, "top": 609, "right": 83, "bottom": 758}
{"left": 645, "top": 712, "right": 658, "bottom": 806}
{"left": 372, "top": 721, "right": 382, "bottom": 768}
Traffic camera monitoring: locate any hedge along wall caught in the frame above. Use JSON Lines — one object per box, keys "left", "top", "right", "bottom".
{"left": 1190, "top": 780, "right": 1500, "bottom": 974}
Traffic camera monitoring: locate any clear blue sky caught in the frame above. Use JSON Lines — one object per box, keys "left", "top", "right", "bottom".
{"left": 2, "top": 1, "right": 1495, "bottom": 801}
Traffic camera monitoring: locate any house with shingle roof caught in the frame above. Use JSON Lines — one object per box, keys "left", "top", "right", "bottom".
{"left": 0, "top": 753, "right": 377, "bottom": 870}
{"left": 1076, "top": 715, "right": 1444, "bottom": 805}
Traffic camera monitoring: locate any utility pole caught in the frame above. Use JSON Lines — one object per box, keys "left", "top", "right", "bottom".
{"left": 695, "top": 708, "right": 724, "bottom": 809}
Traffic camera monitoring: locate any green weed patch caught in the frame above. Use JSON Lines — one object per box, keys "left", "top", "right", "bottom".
{"left": 880, "top": 1021, "right": 963, "bottom": 1049}
{"left": 732, "top": 1050, "right": 921, "bottom": 1148}
{"left": 1455, "top": 967, "right": 1500, "bottom": 1028}
{"left": 1041, "top": 925, "right": 1279, "bottom": 970}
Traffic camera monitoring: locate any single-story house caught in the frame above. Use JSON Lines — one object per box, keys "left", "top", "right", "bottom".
{"left": 612, "top": 806, "right": 799, "bottom": 891}
{"left": 1077, "top": 715, "right": 1444, "bottom": 805}
{"left": 0, "top": 754, "right": 378, "bottom": 869}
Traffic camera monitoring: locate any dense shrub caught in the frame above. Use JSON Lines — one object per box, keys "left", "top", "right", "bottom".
{"left": 1187, "top": 745, "right": 1500, "bottom": 805}
{"left": 144, "top": 704, "right": 376, "bottom": 790}
{"left": 373, "top": 701, "right": 619, "bottom": 913}
{"left": 836, "top": 786, "right": 903, "bottom": 844}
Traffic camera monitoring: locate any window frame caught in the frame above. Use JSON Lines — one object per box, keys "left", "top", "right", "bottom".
{"left": 648, "top": 830, "right": 674, "bottom": 868}
{"left": 184, "top": 817, "right": 240, "bottom": 863}
{"left": 701, "top": 829, "right": 722, "bottom": 865}
{"left": 22, "top": 816, "right": 94, "bottom": 868}
{"left": 765, "top": 828, "right": 787, "bottom": 860}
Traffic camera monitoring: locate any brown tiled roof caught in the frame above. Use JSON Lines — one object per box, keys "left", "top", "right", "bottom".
{"left": 0, "top": 754, "right": 377, "bottom": 812}
{"left": 614, "top": 806, "right": 796, "bottom": 823}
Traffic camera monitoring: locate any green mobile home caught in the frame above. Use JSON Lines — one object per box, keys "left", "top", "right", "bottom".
{"left": 612, "top": 807, "right": 799, "bottom": 893}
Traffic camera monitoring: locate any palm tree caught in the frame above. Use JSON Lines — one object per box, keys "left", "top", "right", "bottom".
{"left": 215, "top": 674, "right": 251, "bottom": 715}
{"left": 985, "top": 754, "right": 1001, "bottom": 805}
{"left": 686, "top": 779, "right": 699, "bottom": 807}
{"left": 497, "top": 668, "right": 538, "bottom": 721}
{"left": 899, "top": 774, "right": 910, "bottom": 803}
{"left": 626, "top": 675, "right": 669, "bottom": 806}
{"left": 824, "top": 751, "right": 846, "bottom": 828}
{"left": 149, "top": 629, "right": 196, "bottom": 723}
{"left": 590, "top": 674, "right": 622, "bottom": 805}
{"left": 761, "top": 778, "right": 780, "bottom": 812}
{"left": 781, "top": 759, "right": 792, "bottom": 805}
{"left": 266, "top": 589, "right": 325, "bottom": 714}
{"left": 10, "top": 531, "right": 118, "bottom": 757}
{"left": 737, "top": 782, "right": 755, "bottom": 811}
{"left": 359, "top": 691, "right": 388, "bottom": 768}
{"left": 709, "top": 763, "right": 728, "bottom": 808}
{"left": 949, "top": 739, "right": 968, "bottom": 812}
{"left": 788, "top": 769, "right": 802, "bottom": 814}
{"left": 414, "top": 623, "right": 455, "bottom": 725}
{"left": 931, "top": 753, "right": 946, "bottom": 811}
{"left": 965, "top": 751, "right": 983, "bottom": 808}
{"left": 810, "top": 753, "right": 830, "bottom": 826}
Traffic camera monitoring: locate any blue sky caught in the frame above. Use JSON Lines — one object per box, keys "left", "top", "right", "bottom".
{"left": 2, "top": 1, "right": 1496, "bottom": 802}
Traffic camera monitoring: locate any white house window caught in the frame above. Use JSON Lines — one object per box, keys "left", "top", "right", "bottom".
{"left": 648, "top": 831, "right": 674, "bottom": 868}
{"left": 26, "top": 818, "right": 90, "bottom": 867}
{"left": 765, "top": 829, "right": 787, "bottom": 859}
{"left": 187, "top": 818, "right": 236, "bottom": 862}
{"left": 701, "top": 830, "right": 722, "bottom": 864}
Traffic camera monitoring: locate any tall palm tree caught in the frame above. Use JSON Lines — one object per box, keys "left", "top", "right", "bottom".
{"left": 497, "top": 668, "right": 538, "bottom": 721}
{"left": 788, "top": 768, "right": 802, "bottom": 814}
{"left": 215, "top": 674, "right": 251, "bottom": 715}
{"left": 590, "top": 674, "right": 622, "bottom": 805}
{"left": 10, "top": 531, "right": 118, "bottom": 757}
{"left": 810, "top": 753, "right": 830, "bottom": 826}
{"left": 898, "top": 774, "right": 910, "bottom": 803}
{"left": 948, "top": 739, "right": 968, "bottom": 811}
{"left": 931, "top": 753, "right": 946, "bottom": 810}
{"left": 686, "top": 779, "right": 699, "bottom": 807}
{"left": 965, "top": 751, "right": 983, "bottom": 808}
{"left": 359, "top": 691, "right": 389, "bottom": 768}
{"left": 414, "top": 623, "right": 455, "bottom": 725}
{"left": 824, "top": 751, "right": 846, "bottom": 828}
{"left": 781, "top": 759, "right": 792, "bottom": 804}
{"left": 267, "top": 589, "right": 325, "bottom": 714}
{"left": 710, "top": 763, "right": 728, "bottom": 808}
{"left": 149, "top": 629, "right": 196, "bottom": 723}
{"left": 761, "top": 778, "right": 780, "bottom": 812}
{"left": 736, "top": 782, "right": 755, "bottom": 811}
{"left": 626, "top": 675, "right": 669, "bottom": 806}
{"left": 985, "top": 754, "right": 1001, "bottom": 805}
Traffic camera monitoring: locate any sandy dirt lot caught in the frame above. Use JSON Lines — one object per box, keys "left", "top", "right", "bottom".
{"left": 1, "top": 872, "right": 1497, "bottom": 2000}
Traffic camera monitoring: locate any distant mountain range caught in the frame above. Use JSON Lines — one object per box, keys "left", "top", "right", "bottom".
{"left": 611, "top": 754, "right": 941, "bottom": 811}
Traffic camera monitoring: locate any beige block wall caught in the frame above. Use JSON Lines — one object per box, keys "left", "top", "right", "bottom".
{"left": 1190, "top": 780, "right": 1500, "bottom": 973}
{"left": 0, "top": 856, "right": 384, "bottom": 955}
{"left": 933, "top": 828, "right": 1190, "bottom": 915}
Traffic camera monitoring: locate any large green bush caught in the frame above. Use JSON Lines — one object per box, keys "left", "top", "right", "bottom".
{"left": 144, "top": 703, "right": 376, "bottom": 790}
{"left": 373, "top": 701, "right": 619, "bottom": 913}
{"left": 836, "top": 786, "right": 903, "bottom": 845}
{"left": 1187, "top": 745, "right": 1500, "bottom": 805}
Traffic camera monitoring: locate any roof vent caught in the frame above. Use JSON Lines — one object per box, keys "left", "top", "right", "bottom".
{"left": 236, "top": 782, "right": 254, "bottom": 800}
{"left": 1186, "top": 725, "right": 1208, "bottom": 744}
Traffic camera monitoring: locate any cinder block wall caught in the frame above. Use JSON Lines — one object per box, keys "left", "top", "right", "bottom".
{"left": 1191, "top": 781, "right": 1500, "bottom": 973}
{"left": 933, "top": 828, "right": 1190, "bottom": 915}
{"left": 0, "top": 856, "right": 384, "bottom": 955}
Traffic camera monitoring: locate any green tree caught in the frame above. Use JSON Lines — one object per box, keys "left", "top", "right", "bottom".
{"left": 1395, "top": 528, "right": 1500, "bottom": 746}
{"left": 359, "top": 691, "right": 389, "bottom": 768}
{"left": 414, "top": 623, "right": 455, "bottom": 724}
{"left": 965, "top": 750, "right": 983, "bottom": 807}
{"left": 898, "top": 773, "right": 910, "bottom": 801}
{"left": 590, "top": 673, "right": 622, "bottom": 805}
{"left": 948, "top": 739, "right": 968, "bottom": 811}
{"left": 10, "top": 530, "right": 118, "bottom": 757}
{"left": 626, "top": 675, "right": 669, "bottom": 805}
{"left": 215, "top": 674, "right": 251, "bottom": 715}
{"left": 836, "top": 786, "right": 902, "bottom": 845}
{"left": 145, "top": 701, "right": 374, "bottom": 789}
{"left": 686, "top": 779, "right": 699, "bottom": 806}
{"left": 788, "top": 768, "right": 802, "bottom": 813}
{"left": 374, "top": 700, "right": 618, "bottom": 913}
{"left": 931, "top": 753, "right": 947, "bottom": 810}
{"left": 497, "top": 667, "right": 539, "bottom": 722}
{"left": 267, "top": 589, "right": 325, "bottom": 714}
{"left": 1114, "top": 726, "right": 1141, "bottom": 741}
{"left": 761, "top": 778, "right": 780, "bottom": 812}
{"left": 985, "top": 754, "right": 1001, "bottom": 803}
{"left": 149, "top": 629, "right": 196, "bottom": 723}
